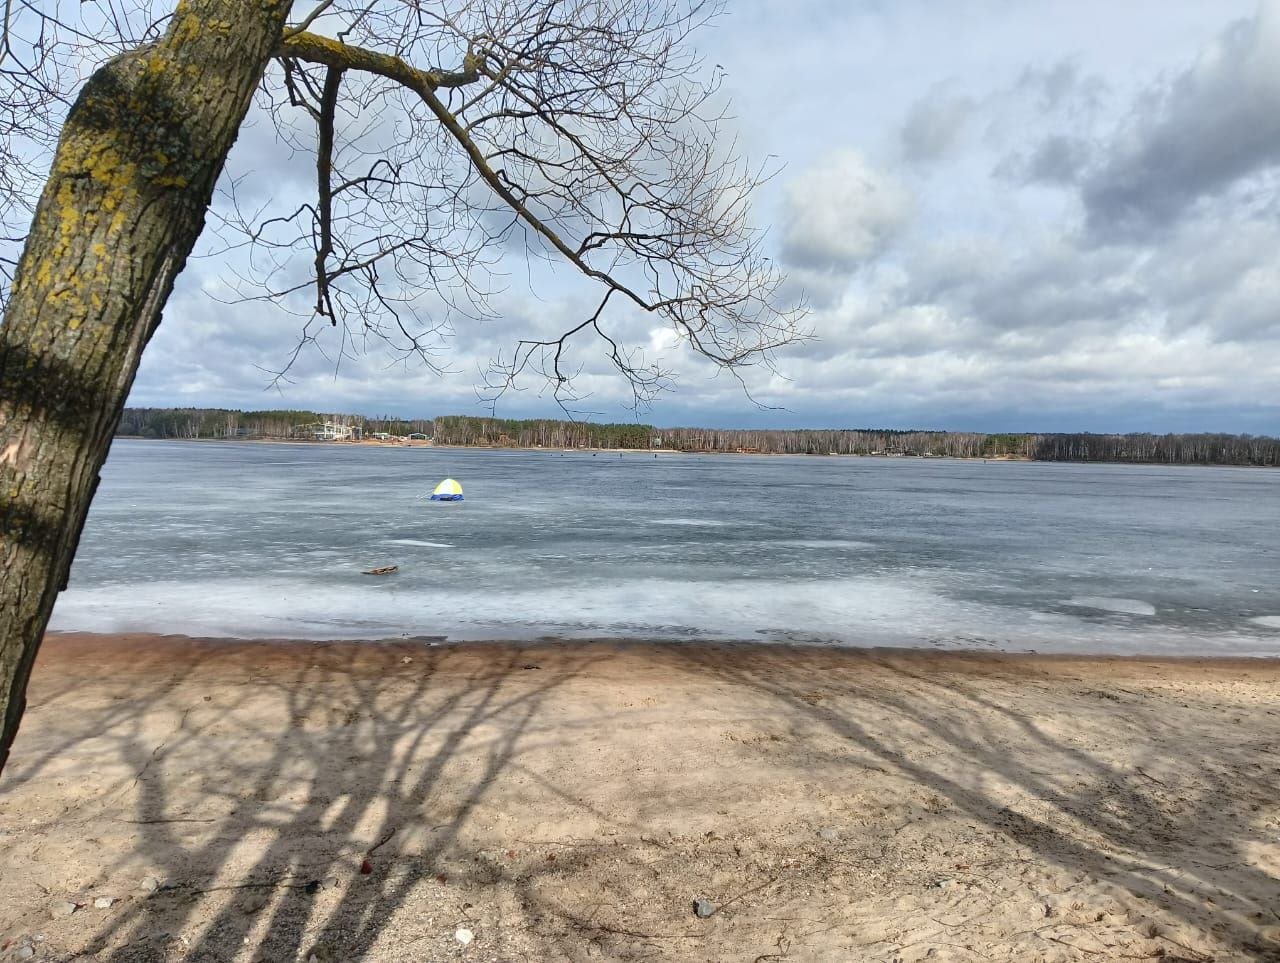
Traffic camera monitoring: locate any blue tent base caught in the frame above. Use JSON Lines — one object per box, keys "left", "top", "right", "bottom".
{"left": 429, "top": 494, "right": 464, "bottom": 501}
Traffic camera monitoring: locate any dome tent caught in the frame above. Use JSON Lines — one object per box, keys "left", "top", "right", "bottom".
{"left": 429, "top": 478, "right": 464, "bottom": 501}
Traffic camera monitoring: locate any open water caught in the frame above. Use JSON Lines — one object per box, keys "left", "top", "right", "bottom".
{"left": 48, "top": 438, "right": 1280, "bottom": 655}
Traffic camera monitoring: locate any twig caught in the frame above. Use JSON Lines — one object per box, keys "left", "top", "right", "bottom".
{"left": 589, "top": 923, "right": 685, "bottom": 940}
{"left": 116, "top": 817, "right": 216, "bottom": 824}
{"left": 367, "top": 828, "right": 396, "bottom": 854}
{"left": 1045, "top": 936, "right": 1103, "bottom": 955}
{"left": 754, "top": 931, "right": 792, "bottom": 962}
{"left": 712, "top": 875, "right": 780, "bottom": 915}
{"left": 191, "top": 879, "right": 311, "bottom": 894}
{"left": 130, "top": 708, "right": 192, "bottom": 788}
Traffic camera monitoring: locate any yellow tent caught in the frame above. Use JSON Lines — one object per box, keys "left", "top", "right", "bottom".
{"left": 429, "top": 478, "right": 464, "bottom": 501}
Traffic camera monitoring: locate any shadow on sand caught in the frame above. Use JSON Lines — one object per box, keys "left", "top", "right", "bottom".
{"left": 669, "top": 644, "right": 1280, "bottom": 961}
{"left": 1, "top": 637, "right": 1277, "bottom": 961}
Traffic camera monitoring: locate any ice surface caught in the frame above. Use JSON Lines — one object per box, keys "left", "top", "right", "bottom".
{"left": 48, "top": 441, "right": 1280, "bottom": 656}
{"left": 1064, "top": 597, "right": 1158, "bottom": 617}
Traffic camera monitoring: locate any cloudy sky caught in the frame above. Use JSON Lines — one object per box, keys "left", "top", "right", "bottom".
{"left": 128, "top": 0, "right": 1280, "bottom": 432}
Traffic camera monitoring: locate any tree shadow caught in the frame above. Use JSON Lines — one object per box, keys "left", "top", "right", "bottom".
{"left": 0, "top": 639, "right": 208, "bottom": 796}
{"left": 3, "top": 637, "right": 1278, "bottom": 961}
{"left": 4, "top": 635, "right": 631, "bottom": 961}
{"left": 666, "top": 644, "right": 1280, "bottom": 961}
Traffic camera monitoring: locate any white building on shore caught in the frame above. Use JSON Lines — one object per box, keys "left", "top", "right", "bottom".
{"left": 303, "top": 422, "right": 363, "bottom": 441}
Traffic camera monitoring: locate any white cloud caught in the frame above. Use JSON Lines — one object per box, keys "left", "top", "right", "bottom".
{"left": 778, "top": 150, "right": 913, "bottom": 272}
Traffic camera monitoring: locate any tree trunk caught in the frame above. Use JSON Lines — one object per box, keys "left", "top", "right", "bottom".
{"left": 0, "top": 0, "right": 288, "bottom": 775}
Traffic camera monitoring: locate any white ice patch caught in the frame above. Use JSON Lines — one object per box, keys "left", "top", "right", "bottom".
{"left": 1064, "top": 597, "right": 1157, "bottom": 617}
{"left": 1251, "top": 615, "right": 1280, "bottom": 629}
{"left": 647, "top": 518, "right": 731, "bottom": 527}
{"left": 47, "top": 573, "right": 1263, "bottom": 656}
{"left": 385, "top": 539, "right": 454, "bottom": 548}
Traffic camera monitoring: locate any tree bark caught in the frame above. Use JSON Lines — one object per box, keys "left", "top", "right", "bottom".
{"left": 0, "top": 0, "right": 288, "bottom": 774}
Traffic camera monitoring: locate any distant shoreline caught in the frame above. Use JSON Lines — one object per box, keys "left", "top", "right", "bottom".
{"left": 114, "top": 410, "right": 1280, "bottom": 467}
{"left": 113, "top": 434, "right": 1040, "bottom": 459}
{"left": 114, "top": 435, "right": 1280, "bottom": 467}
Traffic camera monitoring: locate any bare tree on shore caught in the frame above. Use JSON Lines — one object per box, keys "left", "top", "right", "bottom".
{"left": 0, "top": 0, "right": 803, "bottom": 772}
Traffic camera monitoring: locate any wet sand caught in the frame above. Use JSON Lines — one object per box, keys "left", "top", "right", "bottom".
{"left": 1, "top": 633, "right": 1278, "bottom": 961}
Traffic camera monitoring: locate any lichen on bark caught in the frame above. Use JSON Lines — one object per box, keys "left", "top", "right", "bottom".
{"left": 0, "top": 0, "right": 289, "bottom": 774}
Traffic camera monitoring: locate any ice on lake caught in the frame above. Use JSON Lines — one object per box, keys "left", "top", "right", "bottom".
{"left": 50, "top": 440, "right": 1280, "bottom": 657}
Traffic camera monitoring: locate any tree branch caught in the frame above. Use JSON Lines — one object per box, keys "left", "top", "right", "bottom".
{"left": 314, "top": 65, "right": 342, "bottom": 321}
{"left": 246, "top": 5, "right": 806, "bottom": 402}
{"left": 277, "top": 31, "right": 480, "bottom": 91}
{"left": 278, "top": 31, "right": 668, "bottom": 333}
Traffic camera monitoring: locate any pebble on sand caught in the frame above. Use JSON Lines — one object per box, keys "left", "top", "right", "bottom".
{"left": 693, "top": 898, "right": 715, "bottom": 918}
{"left": 817, "top": 827, "right": 840, "bottom": 841}
{"left": 49, "top": 900, "right": 77, "bottom": 919}
{"left": 454, "top": 927, "right": 475, "bottom": 945}
{"left": 92, "top": 897, "right": 114, "bottom": 909}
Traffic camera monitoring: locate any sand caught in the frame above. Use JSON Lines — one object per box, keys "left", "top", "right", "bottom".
{"left": 1, "top": 633, "right": 1278, "bottom": 962}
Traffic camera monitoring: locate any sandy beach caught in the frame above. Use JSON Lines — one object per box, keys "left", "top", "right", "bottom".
{"left": 0, "top": 634, "right": 1278, "bottom": 962}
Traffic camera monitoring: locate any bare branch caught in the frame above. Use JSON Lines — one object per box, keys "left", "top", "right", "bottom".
{"left": 314, "top": 65, "right": 343, "bottom": 321}
{"left": 0, "top": 0, "right": 807, "bottom": 403}
{"left": 283, "top": 0, "right": 335, "bottom": 39}
{"left": 278, "top": 30, "right": 481, "bottom": 90}
{"left": 266, "top": 6, "right": 806, "bottom": 404}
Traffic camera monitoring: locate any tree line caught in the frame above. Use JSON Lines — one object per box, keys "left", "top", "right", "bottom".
{"left": 430, "top": 416, "right": 653, "bottom": 449}
{"left": 427, "top": 419, "right": 1280, "bottom": 464}
{"left": 1030, "top": 432, "right": 1280, "bottom": 466}
{"left": 114, "top": 409, "right": 1280, "bottom": 466}
{"left": 117, "top": 408, "right": 433, "bottom": 439}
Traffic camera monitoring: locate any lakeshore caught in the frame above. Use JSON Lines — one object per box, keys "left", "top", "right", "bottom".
{"left": 111, "top": 433, "right": 1280, "bottom": 467}
{"left": 117, "top": 434, "right": 1033, "bottom": 460}
{"left": 1, "top": 632, "right": 1278, "bottom": 962}
{"left": 114, "top": 410, "right": 1280, "bottom": 467}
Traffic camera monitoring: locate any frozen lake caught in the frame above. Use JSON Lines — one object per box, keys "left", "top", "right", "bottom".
{"left": 50, "top": 439, "right": 1280, "bottom": 655}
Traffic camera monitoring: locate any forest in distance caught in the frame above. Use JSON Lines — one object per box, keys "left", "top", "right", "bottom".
{"left": 114, "top": 408, "right": 1280, "bottom": 467}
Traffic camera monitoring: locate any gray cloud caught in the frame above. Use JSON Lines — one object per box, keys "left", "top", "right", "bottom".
{"left": 900, "top": 90, "right": 973, "bottom": 163}
{"left": 1083, "top": 3, "right": 1280, "bottom": 239}
{"left": 997, "top": 134, "right": 1093, "bottom": 186}
{"left": 1138, "top": 214, "right": 1280, "bottom": 342}
{"left": 776, "top": 266, "right": 849, "bottom": 311}
{"left": 952, "top": 243, "right": 1147, "bottom": 338}
{"left": 1016, "top": 60, "right": 1106, "bottom": 116}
